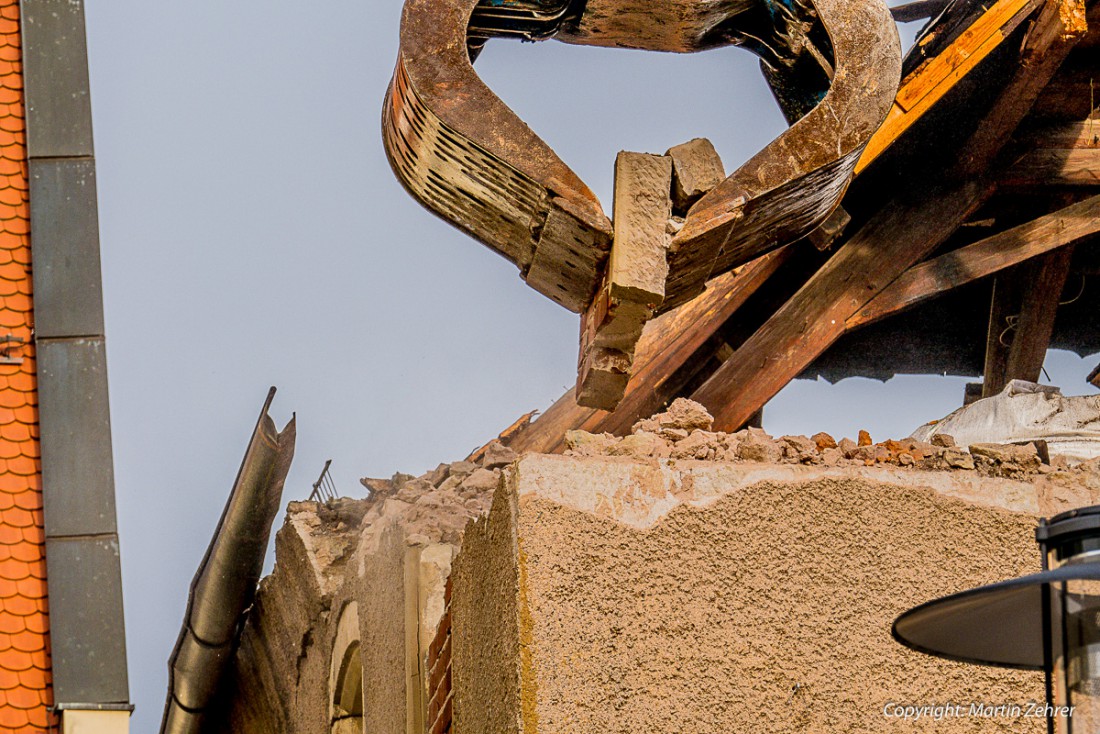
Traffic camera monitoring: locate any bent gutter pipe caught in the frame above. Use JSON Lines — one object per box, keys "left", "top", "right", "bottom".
{"left": 160, "top": 387, "right": 297, "bottom": 734}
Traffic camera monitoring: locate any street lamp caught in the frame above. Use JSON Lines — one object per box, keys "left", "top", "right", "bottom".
{"left": 894, "top": 505, "right": 1100, "bottom": 734}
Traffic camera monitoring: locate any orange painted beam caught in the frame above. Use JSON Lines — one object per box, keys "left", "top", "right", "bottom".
{"left": 857, "top": 0, "right": 1038, "bottom": 173}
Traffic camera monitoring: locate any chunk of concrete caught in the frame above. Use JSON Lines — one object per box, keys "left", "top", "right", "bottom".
{"left": 575, "top": 346, "right": 631, "bottom": 410}
{"left": 665, "top": 138, "right": 725, "bottom": 213}
{"left": 608, "top": 151, "right": 673, "bottom": 306}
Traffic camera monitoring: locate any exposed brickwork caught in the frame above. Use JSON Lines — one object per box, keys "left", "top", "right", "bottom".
{"left": 0, "top": 1, "right": 53, "bottom": 731}
{"left": 426, "top": 579, "right": 452, "bottom": 734}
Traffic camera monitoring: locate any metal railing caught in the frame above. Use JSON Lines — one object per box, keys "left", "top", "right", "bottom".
{"left": 308, "top": 459, "right": 337, "bottom": 503}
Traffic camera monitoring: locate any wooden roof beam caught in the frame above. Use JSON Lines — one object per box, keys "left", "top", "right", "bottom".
{"left": 508, "top": 248, "right": 793, "bottom": 454}
{"left": 689, "top": 0, "right": 1088, "bottom": 432}
{"left": 850, "top": 193, "right": 1100, "bottom": 328}
{"left": 982, "top": 247, "right": 1076, "bottom": 396}
{"left": 1004, "top": 120, "right": 1100, "bottom": 186}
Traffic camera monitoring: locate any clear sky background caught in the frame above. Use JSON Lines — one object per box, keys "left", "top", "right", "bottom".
{"left": 79, "top": 3, "right": 1097, "bottom": 731}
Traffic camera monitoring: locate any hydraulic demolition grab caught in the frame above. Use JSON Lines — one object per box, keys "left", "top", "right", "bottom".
{"left": 383, "top": 0, "right": 902, "bottom": 408}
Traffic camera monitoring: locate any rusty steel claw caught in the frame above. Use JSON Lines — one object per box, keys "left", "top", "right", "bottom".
{"left": 384, "top": 0, "right": 612, "bottom": 313}
{"left": 383, "top": 0, "right": 902, "bottom": 314}
{"left": 661, "top": 0, "right": 903, "bottom": 311}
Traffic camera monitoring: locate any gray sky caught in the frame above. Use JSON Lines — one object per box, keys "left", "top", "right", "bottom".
{"left": 81, "top": 3, "right": 1096, "bottom": 731}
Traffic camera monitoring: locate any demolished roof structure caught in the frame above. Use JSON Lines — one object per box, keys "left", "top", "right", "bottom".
{"left": 383, "top": 0, "right": 1100, "bottom": 451}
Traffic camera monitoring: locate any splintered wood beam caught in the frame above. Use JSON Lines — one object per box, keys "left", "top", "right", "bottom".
{"left": 1003, "top": 121, "right": 1100, "bottom": 187}
{"left": 961, "top": 0, "right": 1089, "bottom": 174}
{"left": 690, "top": 0, "right": 1087, "bottom": 431}
{"left": 576, "top": 152, "right": 672, "bottom": 410}
{"left": 857, "top": 0, "right": 1040, "bottom": 173}
{"left": 1004, "top": 247, "right": 1076, "bottom": 382}
{"left": 983, "top": 247, "right": 1076, "bottom": 395}
{"left": 509, "top": 249, "right": 791, "bottom": 454}
{"left": 850, "top": 193, "right": 1100, "bottom": 328}
{"left": 689, "top": 180, "right": 991, "bottom": 431}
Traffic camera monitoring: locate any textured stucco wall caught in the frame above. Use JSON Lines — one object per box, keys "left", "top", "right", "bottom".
{"left": 357, "top": 509, "right": 410, "bottom": 734}
{"left": 451, "top": 455, "right": 1100, "bottom": 734}
{"left": 452, "top": 481, "right": 524, "bottom": 734}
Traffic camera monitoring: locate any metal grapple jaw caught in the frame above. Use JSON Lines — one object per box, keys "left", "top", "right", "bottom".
{"left": 383, "top": 0, "right": 902, "bottom": 404}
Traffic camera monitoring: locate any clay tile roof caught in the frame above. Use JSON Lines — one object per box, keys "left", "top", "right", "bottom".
{"left": 0, "top": 3, "right": 53, "bottom": 730}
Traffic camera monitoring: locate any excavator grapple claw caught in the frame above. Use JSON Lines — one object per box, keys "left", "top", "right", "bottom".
{"left": 383, "top": 0, "right": 902, "bottom": 405}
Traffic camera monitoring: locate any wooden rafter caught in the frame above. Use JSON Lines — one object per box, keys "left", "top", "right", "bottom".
{"left": 849, "top": 193, "right": 1100, "bottom": 329}
{"left": 690, "top": 179, "right": 992, "bottom": 430}
{"left": 857, "top": 0, "right": 1041, "bottom": 173}
{"left": 1004, "top": 120, "right": 1100, "bottom": 187}
{"left": 690, "top": 0, "right": 1087, "bottom": 432}
{"left": 509, "top": 248, "right": 792, "bottom": 454}
{"left": 1005, "top": 248, "right": 1077, "bottom": 382}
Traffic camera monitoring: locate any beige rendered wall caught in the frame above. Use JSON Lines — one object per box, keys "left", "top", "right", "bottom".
{"left": 60, "top": 710, "right": 130, "bottom": 734}
{"left": 452, "top": 455, "right": 1100, "bottom": 734}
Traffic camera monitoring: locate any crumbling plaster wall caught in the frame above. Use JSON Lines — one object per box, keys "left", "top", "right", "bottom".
{"left": 215, "top": 455, "right": 504, "bottom": 734}
{"left": 215, "top": 499, "right": 367, "bottom": 734}
{"left": 452, "top": 454, "right": 1100, "bottom": 734}
{"left": 216, "top": 397, "right": 1100, "bottom": 734}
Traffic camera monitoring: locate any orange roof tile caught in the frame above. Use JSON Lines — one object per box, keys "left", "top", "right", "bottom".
{"left": 0, "top": 705, "right": 28, "bottom": 729}
{"left": 0, "top": 5, "right": 52, "bottom": 729}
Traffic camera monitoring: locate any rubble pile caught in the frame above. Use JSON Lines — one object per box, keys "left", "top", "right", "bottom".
{"left": 564, "top": 398, "right": 1097, "bottom": 481}
{"left": 352, "top": 440, "right": 517, "bottom": 545}
{"left": 333, "top": 398, "right": 1099, "bottom": 544}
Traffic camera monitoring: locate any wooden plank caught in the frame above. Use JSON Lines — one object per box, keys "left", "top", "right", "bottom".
{"left": 849, "top": 193, "right": 1100, "bottom": 328}
{"left": 1003, "top": 247, "right": 1076, "bottom": 384}
{"left": 982, "top": 267, "right": 1028, "bottom": 397}
{"left": 857, "top": 0, "right": 1040, "bottom": 173}
{"left": 1088, "top": 360, "right": 1100, "bottom": 387}
{"left": 896, "top": 0, "right": 1036, "bottom": 111}
{"left": 961, "top": 0, "right": 1091, "bottom": 173}
{"left": 689, "top": 179, "right": 992, "bottom": 431}
{"left": 1004, "top": 148, "right": 1100, "bottom": 186}
{"left": 694, "top": 0, "right": 1085, "bottom": 430}
{"left": 1002, "top": 120, "right": 1100, "bottom": 187}
{"left": 508, "top": 249, "right": 791, "bottom": 454}
{"left": 1022, "top": 120, "right": 1100, "bottom": 149}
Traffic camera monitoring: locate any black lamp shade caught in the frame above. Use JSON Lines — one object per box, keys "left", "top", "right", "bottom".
{"left": 893, "top": 562, "right": 1100, "bottom": 670}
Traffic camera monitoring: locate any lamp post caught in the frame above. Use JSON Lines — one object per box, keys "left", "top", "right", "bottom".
{"left": 894, "top": 505, "right": 1100, "bottom": 734}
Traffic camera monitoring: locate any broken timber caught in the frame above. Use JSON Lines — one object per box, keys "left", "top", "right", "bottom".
{"left": 858, "top": 0, "right": 1041, "bottom": 173}
{"left": 689, "top": 0, "right": 1087, "bottom": 432}
{"left": 1004, "top": 121, "right": 1100, "bottom": 187}
{"left": 483, "top": 0, "right": 1098, "bottom": 451}
{"left": 982, "top": 247, "right": 1076, "bottom": 396}
{"left": 511, "top": 249, "right": 791, "bottom": 454}
{"left": 850, "top": 193, "right": 1100, "bottom": 328}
